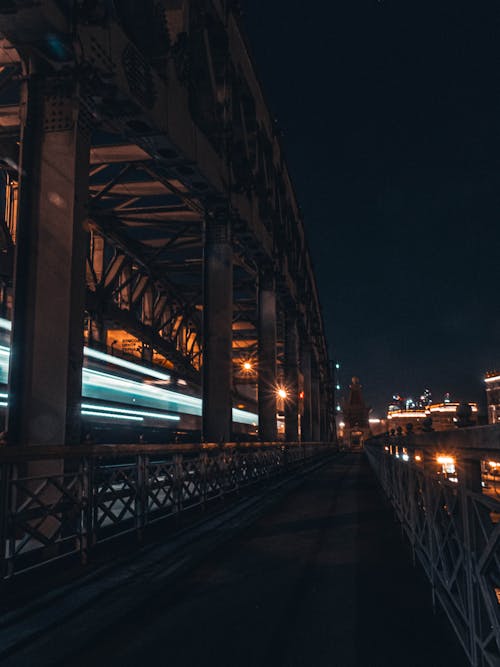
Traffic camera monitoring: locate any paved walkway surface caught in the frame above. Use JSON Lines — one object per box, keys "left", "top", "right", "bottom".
{"left": 4, "top": 452, "right": 468, "bottom": 666}
{"left": 62, "top": 452, "right": 466, "bottom": 667}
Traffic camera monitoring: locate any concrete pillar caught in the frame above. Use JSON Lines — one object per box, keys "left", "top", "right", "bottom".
{"left": 284, "top": 309, "right": 299, "bottom": 442}
{"left": 258, "top": 270, "right": 277, "bottom": 441}
{"left": 311, "top": 359, "right": 321, "bottom": 442}
{"left": 8, "top": 72, "right": 90, "bottom": 446}
{"left": 202, "top": 210, "right": 233, "bottom": 442}
{"left": 301, "top": 340, "right": 312, "bottom": 442}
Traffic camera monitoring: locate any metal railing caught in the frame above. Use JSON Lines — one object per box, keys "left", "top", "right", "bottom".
{"left": 0, "top": 441, "right": 332, "bottom": 582}
{"left": 366, "top": 429, "right": 500, "bottom": 667}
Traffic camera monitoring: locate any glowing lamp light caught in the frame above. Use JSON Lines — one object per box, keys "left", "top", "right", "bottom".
{"left": 415, "top": 455, "right": 422, "bottom": 462}
{"left": 437, "top": 456, "right": 455, "bottom": 466}
{"left": 242, "top": 361, "right": 253, "bottom": 371}
{"left": 277, "top": 388, "right": 288, "bottom": 400}
{"left": 488, "top": 461, "right": 500, "bottom": 469}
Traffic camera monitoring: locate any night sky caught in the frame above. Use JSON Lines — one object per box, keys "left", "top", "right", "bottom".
{"left": 241, "top": 0, "right": 500, "bottom": 415}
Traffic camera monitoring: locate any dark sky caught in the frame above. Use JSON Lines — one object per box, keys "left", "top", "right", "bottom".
{"left": 241, "top": 0, "right": 500, "bottom": 415}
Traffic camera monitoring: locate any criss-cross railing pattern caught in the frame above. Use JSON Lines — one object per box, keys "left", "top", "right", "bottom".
{"left": 1, "top": 464, "right": 86, "bottom": 577}
{"left": 366, "top": 441, "right": 500, "bottom": 667}
{"left": 0, "top": 442, "right": 331, "bottom": 581}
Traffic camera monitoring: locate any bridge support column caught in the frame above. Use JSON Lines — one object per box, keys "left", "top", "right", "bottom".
{"left": 258, "top": 271, "right": 277, "bottom": 441}
{"left": 8, "top": 73, "right": 90, "bottom": 446}
{"left": 202, "top": 211, "right": 233, "bottom": 442}
{"left": 301, "top": 341, "right": 312, "bottom": 442}
{"left": 311, "top": 360, "right": 321, "bottom": 442}
{"left": 284, "top": 310, "right": 299, "bottom": 442}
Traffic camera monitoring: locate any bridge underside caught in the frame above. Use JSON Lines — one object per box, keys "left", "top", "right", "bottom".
{"left": 0, "top": 2, "right": 334, "bottom": 445}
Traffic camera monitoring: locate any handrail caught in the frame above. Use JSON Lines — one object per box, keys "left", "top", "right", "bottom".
{"left": 369, "top": 423, "right": 500, "bottom": 454}
{"left": 0, "top": 441, "right": 334, "bottom": 582}
{"left": 0, "top": 441, "right": 330, "bottom": 463}
{"left": 366, "top": 440, "right": 500, "bottom": 666}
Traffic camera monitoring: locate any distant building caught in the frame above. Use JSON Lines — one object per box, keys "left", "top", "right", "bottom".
{"left": 341, "top": 377, "right": 371, "bottom": 447}
{"left": 387, "top": 409, "right": 427, "bottom": 432}
{"left": 485, "top": 372, "right": 500, "bottom": 424}
{"left": 387, "top": 401, "right": 478, "bottom": 432}
{"left": 428, "top": 402, "right": 478, "bottom": 430}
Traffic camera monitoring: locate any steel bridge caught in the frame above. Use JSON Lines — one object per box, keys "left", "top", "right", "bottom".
{"left": 1, "top": 4, "right": 498, "bottom": 667}
{"left": 0, "top": 0, "right": 334, "bottom": 448}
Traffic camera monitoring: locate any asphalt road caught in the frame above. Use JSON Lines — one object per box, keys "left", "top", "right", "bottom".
{"left": 58, "top": 452, "right": 467, "bottom": 667}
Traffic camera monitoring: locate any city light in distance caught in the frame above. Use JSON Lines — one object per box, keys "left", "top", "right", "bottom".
{"left": 437, "top": 455, "right": 456, "bottom": 475}
{"left": 437, "top": 455, "right": 455, "bottom": 466}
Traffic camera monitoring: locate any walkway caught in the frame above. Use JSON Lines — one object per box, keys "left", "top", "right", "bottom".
{"left": 4, "top": 453, "right": 467, "bottom": 666}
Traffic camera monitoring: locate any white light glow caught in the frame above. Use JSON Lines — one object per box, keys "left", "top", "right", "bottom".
{"left": 82, "top": 410, "right": 144, "bottom": 422}
{"left": 84, "top": 347, "right": 171, "bottom": 382}
{"left": 0, "top": 329, "right": 258, "bottom": 426}
{"left": 81, "top": 403, "right": 181, "bottom": 421}
{"left": 437, "top": 456, "right": 455, "bottom": 465}
{"left": 0, "top": 318, "right": 11, "bottom": 332}
{"left": 232, "top": 407, "right": 259, "bottom": 426}
{"left": 83, "top": 368, "right": 201, "bottom": 411}
{"left": 387, "top": 411, "right": 426, "bottom": 419}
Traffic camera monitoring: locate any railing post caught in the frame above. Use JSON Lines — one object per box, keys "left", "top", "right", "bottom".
{"left": 460, "top": 457, "right": 482, "bottom": 666}
{"left": 200, "top": 452, "right": 208, "bottom": 508}
{"left": 406, "top": 453, "right": 417, "bottom": 561}
{"left": 135, "top": 453, "right": 148, "bottom": 541}
{"left": 423, "top": 452, "right": 437, "bottom": 609}
{"left": 86, "top": 456, "right": 96, "bottom": 556}
{"left": 6, "top": 463, "right": 18, "bottom": 579}
{"left": 79, "top": 456, "right": 89, "bottom": 565}
{"left": 233, "top": 450, "right": 240, "bottom": 495}
{"left": 282, "top": 444, "right": 289, "bottom": 473}
{"left": 174, "top": 454, "right": 184, "bottom": 513}
{"left": 0, "top": 462, "right": 9, "bottom": 581}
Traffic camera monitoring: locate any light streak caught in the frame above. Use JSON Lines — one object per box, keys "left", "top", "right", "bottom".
{"left": 81, "top": 410, "right": 144, "bottom": 422}
{"left": 84, "top": 347, "right": 171, "bottom": 382}
{"left": 81, "top": 403, "right": 180, "bottom": 421}
{"left": 0, "top": 328, "right": 259, "bottom": 425}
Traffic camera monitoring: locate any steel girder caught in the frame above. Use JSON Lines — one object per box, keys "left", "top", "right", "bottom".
{"left": 0, "top": 0, "right": 334, "bottom": 431}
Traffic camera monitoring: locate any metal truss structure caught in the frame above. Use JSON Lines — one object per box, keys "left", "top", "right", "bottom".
{"left": 367, "top": 437, "right": 500, "bottom": 667}
{"left": 0, "top": 0, "right": 334, "bottom": 445}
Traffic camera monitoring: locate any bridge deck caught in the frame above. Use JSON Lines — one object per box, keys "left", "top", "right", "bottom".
{"left": 4, "top": 454, "right": 467, "bottom": 666}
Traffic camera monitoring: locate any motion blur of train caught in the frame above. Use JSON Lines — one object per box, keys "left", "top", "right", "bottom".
{"left": 0, "top": 318, "right": 258, "bottom": 443}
